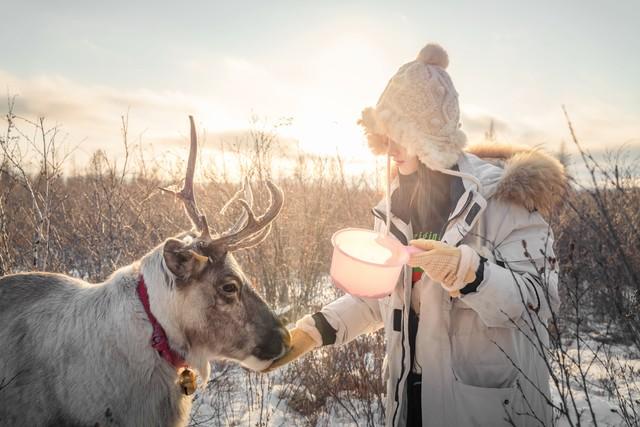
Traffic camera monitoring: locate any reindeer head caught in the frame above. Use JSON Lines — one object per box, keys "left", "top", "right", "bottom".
{"left": 156, "top": 117, "right": 289, "bottom": 373}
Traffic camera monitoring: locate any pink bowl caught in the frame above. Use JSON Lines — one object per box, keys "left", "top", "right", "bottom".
{"left": 330, "top": 228, "right": 419, "bottom": 298}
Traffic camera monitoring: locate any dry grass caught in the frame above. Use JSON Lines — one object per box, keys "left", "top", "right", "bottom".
{"left": 2, "top": 102, "right": 640, "bottom": 425}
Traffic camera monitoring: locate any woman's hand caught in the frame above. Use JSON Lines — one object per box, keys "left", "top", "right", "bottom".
{"left": 262, "top": 316, "right": 322, "bottom": 372}
{"left": 408, "top": 239, "right": 480, "bottom": 296}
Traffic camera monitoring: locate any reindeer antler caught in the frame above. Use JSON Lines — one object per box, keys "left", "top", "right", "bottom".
{"left": 208, "top": 180, "right": 283, "bottom": 251}
{"left": 162, "top": 116, "right": 284, "bottom": 252}
{"left": 219, "top": 177, "right": 253, "bottom": 234}
{"left": 160, "top": 116, "right": 211, "bottom": 239}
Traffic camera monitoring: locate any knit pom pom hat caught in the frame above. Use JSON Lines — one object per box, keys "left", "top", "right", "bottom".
{"left": 358, "top": 43, "right": 467, "bottom": 170}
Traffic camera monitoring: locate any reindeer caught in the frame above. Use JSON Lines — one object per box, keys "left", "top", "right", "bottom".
{"left": 0, "top": 117, "right": 290, "bottom": 427}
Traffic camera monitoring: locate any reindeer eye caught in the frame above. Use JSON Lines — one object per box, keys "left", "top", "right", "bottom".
{"left": 221, "top": 282, "right": 239, "bottom": 294}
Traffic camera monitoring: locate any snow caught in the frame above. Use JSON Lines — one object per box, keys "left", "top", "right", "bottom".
{"left": 549, "top": 337, "right": 640, "bottom": 427}
{"left": 188, "top": 338, "right": 640, "bottom": 426}
{"left": 553, "top": 388, "right": 626, "bottom": 427}
{"left": 189, "top": 364, "right": 384, "bottom": 426}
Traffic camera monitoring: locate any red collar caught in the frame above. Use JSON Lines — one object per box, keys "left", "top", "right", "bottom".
{"left": 136, "top": 276, "right": 187, "bottom": 369}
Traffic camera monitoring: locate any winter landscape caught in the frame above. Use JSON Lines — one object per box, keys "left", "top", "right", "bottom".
{"left": 1, "top": 1, "right": 639, "bottom": 426}
{"left": 1, "top": 106, "right": 639, "bottom": 425}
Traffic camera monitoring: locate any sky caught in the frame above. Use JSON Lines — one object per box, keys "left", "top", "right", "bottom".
{"left": 2, "top": 0, "right": 639, "bottom": 175}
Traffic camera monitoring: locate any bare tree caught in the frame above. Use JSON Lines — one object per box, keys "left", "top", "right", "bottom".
{"left": 0, "top": 95, "right": 74, "bottom": 271}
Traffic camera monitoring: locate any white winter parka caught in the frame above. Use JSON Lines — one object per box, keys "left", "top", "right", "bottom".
{"left": 319, "top": 148, "right": 564, "bottom": 427}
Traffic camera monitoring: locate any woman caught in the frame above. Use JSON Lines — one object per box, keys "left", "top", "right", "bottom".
{"left": 267, "top": 43, "right": 565, "bottom": 426}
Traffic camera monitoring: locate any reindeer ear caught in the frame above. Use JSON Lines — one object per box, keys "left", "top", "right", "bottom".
{"left": 163, "top": 238, "right": 208, "bottom": 281}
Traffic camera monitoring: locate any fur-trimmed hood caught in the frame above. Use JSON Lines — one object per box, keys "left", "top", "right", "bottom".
{"left": 463, "top": 143, "right": 567, "bottom": 217}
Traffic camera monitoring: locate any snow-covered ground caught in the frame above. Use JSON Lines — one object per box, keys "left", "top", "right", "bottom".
{"left": 188, "top": 338, "right": 640, "bottom": 426}
{"left": 553, "top": 387, "right": 627, "bottom": 427}
{"left": 188, "top": 363, "right": 384, "bottom": 426}
{"left": 551, "top": 338, "right": 640, "bottom": 427}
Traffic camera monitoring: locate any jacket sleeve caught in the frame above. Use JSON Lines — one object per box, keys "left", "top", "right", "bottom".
{"left": 460, "top": 202, "right": 561, "bottom": 328}
{"left": 318, "top": 294, "right": 384, "bottom": 345}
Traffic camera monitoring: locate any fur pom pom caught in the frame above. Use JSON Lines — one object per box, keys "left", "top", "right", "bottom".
{"left": 417, "top": 43, "right": 449, "bottom": 69}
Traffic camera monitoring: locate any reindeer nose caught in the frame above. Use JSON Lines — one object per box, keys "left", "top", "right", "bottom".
{"left": 272, "top": 326, "right": 291, "bottom": 357}
{"left": 255, "top": 326, "right": 290, "bottom": 360}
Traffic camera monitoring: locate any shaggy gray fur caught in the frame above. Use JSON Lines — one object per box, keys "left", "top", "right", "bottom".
{"left": 0, "top": 238, "right": 286, "bottom": 427}
{"left": 0, "top": 268, "right": 189, "bottom": 426}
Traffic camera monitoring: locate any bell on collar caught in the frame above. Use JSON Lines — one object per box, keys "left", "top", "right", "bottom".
{"left": 178, "top": 367, "right": 197, "bottom": 395}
